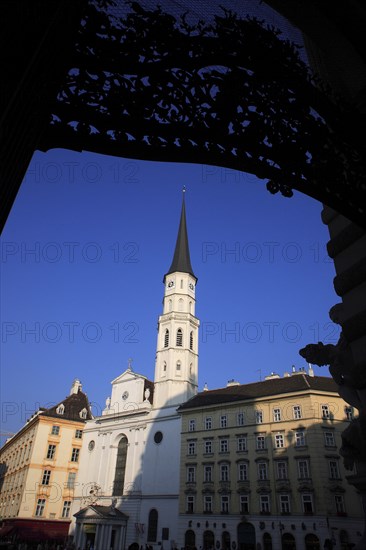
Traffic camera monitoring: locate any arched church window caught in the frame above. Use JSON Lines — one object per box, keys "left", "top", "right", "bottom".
{"left": 168, "top": 299, "right": 172, "bottom": 312}
{"left": 178, "top": 298, "right": 184, "bottom": 312}
{"left": 112, "top": 435, "right": 128, "bottom": 496}
{"left": 176, "top": 328, "right": 183, "bottom": 347}
{"left": 162, "top": 361, "right": 167, "bottom": 376}
{"left": 164, "top": 329, "right": 169, "bottom": 348}
{"left": 176, "top": 361, "right": 181, "bottom": 372}
{"left": 190, "top": 331, "right": 193, "bottom": 350}
{"left": 189, "top": 363, "right": 193, "bottom": 378}
{"left": 147, "top": 509, "right": 158, "bottom": 542}
{"left": 189, "top": 301, "right": 192, "bottom": 313}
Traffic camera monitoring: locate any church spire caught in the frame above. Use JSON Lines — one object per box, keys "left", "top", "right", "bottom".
{"left": 164, "top": 189, "right": 196, "bottom": 281}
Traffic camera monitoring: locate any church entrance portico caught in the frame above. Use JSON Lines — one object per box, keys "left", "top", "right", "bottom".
{"left": 74, "top": 504, "right": 128, "bottom": 550}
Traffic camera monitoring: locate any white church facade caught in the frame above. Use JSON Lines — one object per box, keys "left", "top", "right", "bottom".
{"left": 70, "top": 193, "right": 200, "bottom": 550}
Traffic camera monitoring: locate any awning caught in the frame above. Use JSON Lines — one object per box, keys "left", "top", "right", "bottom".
{"left": 0, "top": 524, "right": 14, "bottom": 537}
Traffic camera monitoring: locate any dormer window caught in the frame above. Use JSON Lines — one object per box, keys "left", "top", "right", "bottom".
{"left": 56, "top": 404, "right": 65, "bottom": 415}
{"left": 79, "top": 408, "right": 87, "bottom": 419}
{"left": 176, "top": 329, "right": 183, "bottom": 347}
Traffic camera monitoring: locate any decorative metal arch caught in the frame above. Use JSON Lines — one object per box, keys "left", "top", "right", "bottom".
{"left": 1, "top": 0, "right": 365, "bottom": 230}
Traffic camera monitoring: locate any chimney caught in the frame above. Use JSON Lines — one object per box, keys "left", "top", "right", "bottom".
{"left": 203, "top": 383, "right": 209, "bottom": 392}
{"left": 227, "top": 379, "right": 240, "bottom": 387}
{"left": 308, "top": 364, "right": 315, "bottom": 377}
{"left": 70, "top": 379, "right": 82, "bottom": 395}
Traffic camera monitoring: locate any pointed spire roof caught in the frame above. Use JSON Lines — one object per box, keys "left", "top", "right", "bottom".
{"left": 164, "top": 189, "right": 196, "bottom": 281}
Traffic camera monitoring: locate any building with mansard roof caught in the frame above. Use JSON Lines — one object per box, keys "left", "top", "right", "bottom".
{"left": 0, "top": 379, "right": 92, "bottom": 543}
{"left": 177, "top": 371, "right": 364, "bottom": 550}
{"left": 69, "top": 192, "right": 200, "bottom": 550}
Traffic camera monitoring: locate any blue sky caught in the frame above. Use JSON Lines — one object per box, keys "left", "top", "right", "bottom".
{"left": 0, "top": 149, "right": 338, "bottom": 443}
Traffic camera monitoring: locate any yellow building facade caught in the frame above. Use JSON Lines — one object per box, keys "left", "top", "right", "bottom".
{"left": 0, "top": 379, "right": 92, "bottom": 543}
{"left": 178, "top": 370, "right": 364, "bottom": 550}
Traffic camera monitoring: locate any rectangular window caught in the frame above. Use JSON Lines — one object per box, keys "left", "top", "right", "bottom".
{"left": 75, "top": 429, "right": 83, "bottom": 439}
{"left": 35, "top": 498, "right": 46, "bottom": 517}
{"left": 220, "top": 439, "right": 229, "bottom": 453}
{"left": 240, "top": 495, "right": 249, "bottom": 513}
{"left": 274, "top": 434, "right": 284, "bottom": 449}
{"left": 220, "top": 464, "right": 229, "bottom": 482}
{"left": 61, "top": 501, "right": 71, "bottom": 518}
{"left": 204, "top": 495, "right": 213, "bottom": 513}
{"left": 293, "top": 405, "right": 302, "bottom": 419}
{"left": 186, "top": 495, "right": 195, "bottom": 513}
{"left": 238, "top": 463, "right": 248, "bottom": 481}
{"left": 237, "top": 436, "right": 247, "bottom": 452}
{"left": 46, "top": 444, "right": 56, "bottom": 460}
{"left": 66, "top": 472, "right": 76, "bottom": 489}
{"left": 189, "top": 419, "right": 196, "bottom": 432}
{"left": 329, "top": 460, "right": 340, "bottom": 479}
{"left": 256, "top": 434, "right": 266, "bottom": 450}
{"left": 41, "top": 470, "right": 51, "bottom": 486}
{"left": 324, "top": 431, "right": 335, "bottom": 447}
{"left": 260, "top": 495, "right": 270, "bottom": 513}
{"left": 205, "top": 417, "right": 212, "bottom": 430}
{"left": 71, "top": 448, "right": 80, "bottom": 463}
{"left": 187, "top": 466, "right": 196, "bottom": 483}
{"left": 237, "top": 412, "right": 245, "bottom": 426}
{"left": 204, "top": 465, "right": 213, "bottom": 482}
{"left": 220, "top": 415, "right": 228, "bottom": 428}
{"left": 188, "top": 441, "right": 196, "bottom": 455}
{"left": 302, "top": 494, "right": 314, "bottom": 514}
{"left": 273, "top": 408, "right": 281, "bottom": 422}
{"left": 335, "top": 494, "right": 345, "bottom": 513}
{"left": 204, "top": 440, "right": 213, "bottom": 454}
{"left": 298, "top": 460, "right": 310, "bottom": 479}
{"left": 277, "top": 461, "right": 288, "bottom": 480}
{"left": 255, "top": 410, "right": 263, "bottom": 424}
{"left": 295, "top": 430, "right": 306, "bottom": 447}
{"left": 258, "top": 462, "right": 268, "bottom": 480}
{"left": 221, "top": 495, "right": 229, "bottom": 513}
{"left": 345, "top": 406, "right": 353, "bottom": 421}
{"left": 280, "top": 495, "right": 290, "bottom": 513}
{"left": 51, "top": 426, "right": 60, "bottom": 436}
{"left": 322, "top": 404, "right": 330, "bottom": 419}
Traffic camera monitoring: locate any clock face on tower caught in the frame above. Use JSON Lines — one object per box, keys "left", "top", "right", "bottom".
{"left": 189, "top": 282, "right": 195, "bottom": 291}
{"left": 167, "top": 280, "right": 175, "bottom": 288}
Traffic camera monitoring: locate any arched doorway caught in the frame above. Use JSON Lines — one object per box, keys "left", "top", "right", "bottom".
{"left": 339, "top": 530, "right": 349, "bottom": 550}
{"left": 147, "top": 509, "right": 158, "bottom": 543}
{"left": 263, "top": 532, "right": 272, "bottom": 550}
{"left": 185, "top": 529, "right": 196, "bottom": 550}
{"left": 282, "top": 533, "right": 296, "bottom": 550}
{"left": 222, "top": 531, "right": 231, "bottom": 550}
{"left": 203, "top": 530, "right": 215, "bottom": 550}
{"left": 305, "top": 534, "right": 320, "bottom": 550}
{"left": 237, "top": 522, "right": 256, "bottom": 550}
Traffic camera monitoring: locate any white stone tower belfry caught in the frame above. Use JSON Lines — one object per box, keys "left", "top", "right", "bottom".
{"left": 153, "top": 190, "right": 200, "bottom": 408}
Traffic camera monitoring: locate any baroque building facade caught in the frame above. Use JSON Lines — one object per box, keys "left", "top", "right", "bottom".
{"left": 69, "top": 193, "right": 200, "bottom": 550}
{"left": 177, "top": 370, "right": 364, "bottom": 550}
{"left": 0, "top": 379, "right": 92, "bottom": 542}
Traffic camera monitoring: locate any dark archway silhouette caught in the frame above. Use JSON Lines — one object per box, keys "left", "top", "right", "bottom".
{"left": 1, "top": 1, "right": 366, "bottom": 232}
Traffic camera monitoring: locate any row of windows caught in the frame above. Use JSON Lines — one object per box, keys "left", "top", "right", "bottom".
{"left": 40, "top": 470, "right": 77, "bottom": 488}
{"left": 1, "top": 442, "right": 33, "bottom": 472}
{"left": 186, "top": 430, "right": 336, "bottom": 455}
{"left": 50, "top": 426, "right": 83, "bottom": 439}
{"left": 188, "top": 406, "right": 353, "bottom": 431}
{"left": 35, "top": 498, "right": 71, "bottom": 518}
{"left": 185, "top": 493, "right": 345, "bottom": 515}
{"left": 186, "top": 458, "right": 341, "bottom": 482}
{"left": 46, "top": 444, "right": 80, "bottom": 462}
{"left": 164, "top": 329, "right": 194, "bottom": 350}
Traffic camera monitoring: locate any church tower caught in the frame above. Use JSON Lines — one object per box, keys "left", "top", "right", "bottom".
{"left": 153, "top": 191, "right": 199, "bottom": 408}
